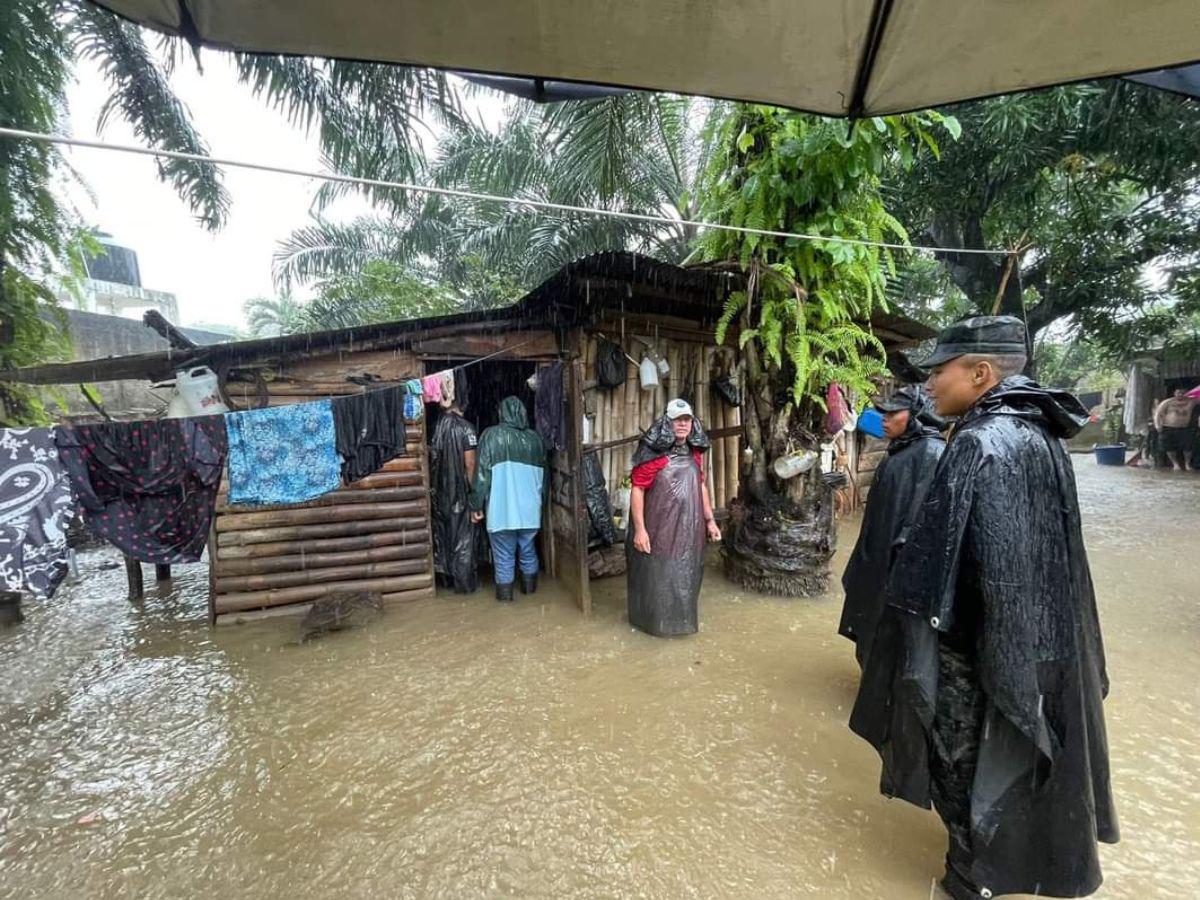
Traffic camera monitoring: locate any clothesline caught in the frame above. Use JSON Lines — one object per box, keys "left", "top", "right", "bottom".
{"left": 0, "top": 126, "right": 1007, "bottom": 257}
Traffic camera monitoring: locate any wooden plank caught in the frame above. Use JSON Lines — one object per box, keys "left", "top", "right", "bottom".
{"left": 217, "top": 485, "right": 424, "bottom": 514}
{"left": 215, "top": 500, "right": 425, "bottom": 532}
{"left": 216, "top": 528, "right": 431, "bottom": 560}
{"left": 216, "top": 516, "right": 427, "bottom": 547}
{"left": 216, "top": 542, "right": 430, "bottom": 575}
{"left": 214, "top": 573, "right": 435, "bottom": 613}
{"left": 215, "top": 558, "right": 429, "bottom": 593}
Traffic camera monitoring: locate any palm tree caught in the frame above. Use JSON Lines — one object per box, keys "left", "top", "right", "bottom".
{"left": 243, "top": 294, "right": 307, "bottom": 337}
{"left": 0, "top": 1, "right": 462, "bottom": 420}
{"left": 274, "top": 94, "right": 721, "bottom": 300}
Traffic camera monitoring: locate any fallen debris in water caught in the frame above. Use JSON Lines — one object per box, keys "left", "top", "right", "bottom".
{"left": 300, "top": 590, "right": 384, "bottom": 641}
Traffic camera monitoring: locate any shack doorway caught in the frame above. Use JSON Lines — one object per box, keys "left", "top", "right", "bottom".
{"left": 423, "top": 358, "right": 547, "bottom": 596}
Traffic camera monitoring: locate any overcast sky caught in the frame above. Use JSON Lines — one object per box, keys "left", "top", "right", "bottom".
{"left": 61, "top": 51, "right": 505, "bottom": 332}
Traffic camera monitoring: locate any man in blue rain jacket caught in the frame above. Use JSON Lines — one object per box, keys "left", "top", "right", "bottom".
{"left": 470, "top": 396, "right": 547, "bottom": 602}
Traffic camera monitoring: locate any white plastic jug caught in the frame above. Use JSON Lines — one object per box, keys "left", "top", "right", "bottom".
{"left": 772, "top": 449, "right": 817, "bottom": 480}
{"left": 175, "top": 366, "right": 228, "bottom": 416}
{"left": 639, "top": 357, "right": 659, "bottom": 390}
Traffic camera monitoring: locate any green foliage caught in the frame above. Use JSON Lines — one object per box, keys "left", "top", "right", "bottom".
{"left": 0, "top": 0, "right": 78, "bottom": 424}
{"left": 275, "top": 94, "right": 716, "bottom": 295}
{"left": 696, "top": 106, "right": 951, "bottom": 409}
{"left": 890, "top": 82, "right": 1200, "bottom": 358}
{"left": 69, "top": 4, "right": 230, "bottom": 230}
{"left": 243, "top": 294, "right": 308, "bottom": 338}
{"left": 302, "top": 259, "right": 472, "bottom": 330}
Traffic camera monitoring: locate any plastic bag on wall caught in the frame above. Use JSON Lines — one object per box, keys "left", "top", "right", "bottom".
{"left": 596, "top": 340, "right": 627, "bottom": 389}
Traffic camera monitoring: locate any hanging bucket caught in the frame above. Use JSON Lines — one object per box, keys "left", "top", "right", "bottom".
{"left": 639, "top": 357, "right": 659, "bottom": 390}
{"left": 175, "top": 367, "right": 228, "bottom": 416}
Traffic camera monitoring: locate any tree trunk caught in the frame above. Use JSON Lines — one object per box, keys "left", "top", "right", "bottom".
{"left": 720, "top": 337, "right": 836, "bottom": 597}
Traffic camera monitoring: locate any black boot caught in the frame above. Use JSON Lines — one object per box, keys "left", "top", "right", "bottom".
{"left": 495, "top": 582, "right": 514, "bottom": 603}
{"left": 520, "top": 572, "right": 538, "bottom": 595}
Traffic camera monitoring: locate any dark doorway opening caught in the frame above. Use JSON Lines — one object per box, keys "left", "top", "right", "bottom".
{"left": 423, "top": 358, "right": 543, "bottom": 595}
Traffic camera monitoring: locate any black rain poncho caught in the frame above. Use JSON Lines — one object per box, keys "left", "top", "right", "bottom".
{"left": 429, "top": 411, "right": 478, "bottom": 593}
{"left": 850, "top": 377, "right": 1118, "bottom": 899}
{"left": 626, "top": 416, "right": 711, "bottom": 636}
{"left": 839, "top": 413, "right": 944, "bottom": 668}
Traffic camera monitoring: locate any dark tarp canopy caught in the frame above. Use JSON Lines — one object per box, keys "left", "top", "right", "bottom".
{"left": 1126, "top": 62, "right": 1200, "bottom": 99}
{"left": 86, "top": 1, "right": 1200, "bottom": 117}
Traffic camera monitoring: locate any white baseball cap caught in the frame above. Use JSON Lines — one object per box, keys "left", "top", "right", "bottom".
{"left": 666, "top": 398, "right": 694, "bottom": 419}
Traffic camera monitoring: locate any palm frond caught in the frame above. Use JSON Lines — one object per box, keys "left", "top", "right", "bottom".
{"left": 69, "top": 4, "right": 230, "bottom": 230}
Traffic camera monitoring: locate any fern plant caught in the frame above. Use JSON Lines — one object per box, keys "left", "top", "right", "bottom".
{"left": 693, "top": 104, "right": 956, "bottom": 596}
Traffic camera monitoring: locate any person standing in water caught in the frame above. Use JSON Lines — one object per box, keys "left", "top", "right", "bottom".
{"left": 850, "top": 316, "right": 1117, "bottom": 900}
{"left": 626, "top": 399, "right": 721, "bottom": 636}
{"left": 429, "top": 401, "right": 478, "bottom": 594}
{"left": 470, "top": 396, "right": 546, "bottom": 602}
{"left": 1153, "top": 387, "right": 1197, "bottom": 471}
{"left": 839, "top": 385, "right": 945, "bottom": 669}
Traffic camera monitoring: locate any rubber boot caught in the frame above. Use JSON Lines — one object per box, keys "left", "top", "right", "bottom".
{"left": 520, "top": 572, "right": 538, "bottom": 595}
{"left": 495, "top": 582, "right": 515, "bottom": 603}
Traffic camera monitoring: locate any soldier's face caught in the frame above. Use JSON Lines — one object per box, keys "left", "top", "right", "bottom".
{"left": 926, "top": 358, "right": 985, "bottom": 417}
{"left": 883, "top": 409, "right": 911, "bottom": 440}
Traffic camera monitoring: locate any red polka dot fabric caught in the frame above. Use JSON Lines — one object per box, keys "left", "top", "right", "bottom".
{"left": 54, "top": 416, "right": 228, "bottom": 564}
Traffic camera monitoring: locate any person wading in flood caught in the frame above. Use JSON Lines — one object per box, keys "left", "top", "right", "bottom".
{"left": 1153, "top": 387, "right": 1197, "bottom": 471}
{"left": 429, "top": 400, "right": 478, "bottom": 594}
{"left": 470, "top": 396, "right": 546, "bottom": 602}
{"left": 850, "top": 316, "right": 1117, "bottom": 900}
{"left": 627, "top": 399, "right": 721, "bottom": 636}
{"left": 839, "top": 385, "right": 945, "bottom": 669}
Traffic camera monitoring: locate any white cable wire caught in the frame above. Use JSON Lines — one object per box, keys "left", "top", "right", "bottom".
{"left": 0, "top": 125, "right": 1006, "bottom": 257}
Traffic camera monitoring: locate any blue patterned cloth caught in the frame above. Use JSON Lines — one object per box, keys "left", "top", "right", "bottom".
{"left": 403, "top": 393, "right": 423, "bottom": 422}
{"left": 226, "top": 401, "right": 342, "bottom": 505}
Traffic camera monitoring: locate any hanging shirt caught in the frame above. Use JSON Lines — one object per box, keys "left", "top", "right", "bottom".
{"left": 534, "top": 361, "right": 566, "bottom": 452}
{"left": 0, "top": 428, "right": 76, "bottom": 598}
{"left": 226, "top": 400, "right": 341, "bottom": 505}
{"left": 55, "top": 416, "right": 227, "bottom": 564}
{"left": 331, "top": 386, "right": 407, "bottom": 484}
{"left": 421, "top": 374, "right": 443, "bottom": 404}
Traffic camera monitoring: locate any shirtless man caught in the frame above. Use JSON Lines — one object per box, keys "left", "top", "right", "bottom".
{"left": 1154, "top": 388, "right": 1197, "bottom": 471}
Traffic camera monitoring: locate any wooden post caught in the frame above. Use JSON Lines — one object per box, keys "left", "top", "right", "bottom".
{"left": 155, "top": 564, "right": 172, "bottom": 582}
{"left": 125, "top": 556, "right": 144, "bottom": 599}
{"left": 0, "top": 591, "right": 23, "bottom": 626}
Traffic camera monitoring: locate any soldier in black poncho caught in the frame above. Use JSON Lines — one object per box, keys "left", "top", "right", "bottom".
{"left": 850, "top": 317, "right": 1118, "bottom": 900}
{"left": 429, "top": 401, "right": 479, "bottom": 594}
{"left": 839, "top": 385, "right": 945, "bottom": 668}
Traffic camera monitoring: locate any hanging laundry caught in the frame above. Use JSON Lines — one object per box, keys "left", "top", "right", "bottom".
{"left": 0, "top": 428, "right": 76, "bottom": 598}
{"left": 534, "top": 361, "right": 566, "bottom": 452}
{"left": 405, "top": 379, "right": 424, "bottom": 397}
{"left": 332, "top": 386, "right": 408, "bottom": 484}
{"left": 453, "top": 367, "right": 470, "bottom": 413}
{"left": 439, "top": 369, "right": 456, "bottom": 408}
{"left": 55, "top": 416, "right": 227, "bottom": 564}
{"left": 403, "top": 392, "right": 423, "bottom": 422}
{"left": 421, "top": 373, "right": 443, "bottom": 404}
{"left": 226, "top": 401, "right": 341, "bottom": 506}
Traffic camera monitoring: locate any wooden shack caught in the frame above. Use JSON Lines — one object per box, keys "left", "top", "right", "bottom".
{"left": 3, "top": 252, "right": 932, "bottom": 622}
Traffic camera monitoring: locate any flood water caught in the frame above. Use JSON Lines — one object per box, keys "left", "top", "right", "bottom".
{"left": 0, "top": 462, "right": 1197, "bottom": 898}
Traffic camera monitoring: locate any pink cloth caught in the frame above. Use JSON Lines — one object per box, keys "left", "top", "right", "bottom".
{"left": 1187, "top": 385, "right": 1200, "bottom": 399}
{"left": 421, "top": 374, "right": 443, "bottom": 404}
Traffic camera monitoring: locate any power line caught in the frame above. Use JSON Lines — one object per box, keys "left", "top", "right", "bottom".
{"left": 0, "top": 126, "right": 1006, "bottom": 257}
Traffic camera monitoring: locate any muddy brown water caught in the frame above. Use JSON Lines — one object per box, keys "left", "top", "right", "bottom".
{"left": 0, "top": 462, "right": 1196, "bottom": 898}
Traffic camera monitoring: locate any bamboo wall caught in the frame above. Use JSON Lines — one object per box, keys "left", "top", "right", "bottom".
{"left": 210, "top": 348, "right": 434, "bottom": 622}
{"left": 579, "top": 327, "right": 742, "bottom": 513}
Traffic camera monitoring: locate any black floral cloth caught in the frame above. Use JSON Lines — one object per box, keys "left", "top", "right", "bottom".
{"left": 0, "top": 428, "right": 76, "bottom": 598}
{"left": 55, "top": 416, "right": 227, "bottom": 564}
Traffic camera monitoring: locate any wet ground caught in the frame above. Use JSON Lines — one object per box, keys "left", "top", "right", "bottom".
{"left": 0, "top": 461, "right": 1196, "bottom": 898}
